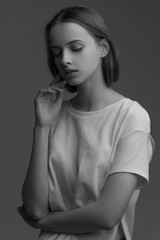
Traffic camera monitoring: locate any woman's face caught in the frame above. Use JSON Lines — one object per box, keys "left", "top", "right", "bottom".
{"left": 49, "top": 22, "right": 103, "bottom": 86}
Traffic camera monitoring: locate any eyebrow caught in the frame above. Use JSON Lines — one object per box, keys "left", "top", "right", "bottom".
{"left": 51, "top": 40, "right": 85, "bottom": 49}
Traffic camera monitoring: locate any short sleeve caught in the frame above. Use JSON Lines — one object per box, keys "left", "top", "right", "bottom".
{"left": 108, "top": 103, "right": 155, "bottom": 189}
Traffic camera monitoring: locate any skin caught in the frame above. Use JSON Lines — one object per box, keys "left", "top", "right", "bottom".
{"left": 19, "top": 22, "right": 138, "bottom": 235}
{"left": 49, "top": 22, "right": 125, "bottom": 111}
{"left": 21, "top": 80, "right": 66, "bottom": 219}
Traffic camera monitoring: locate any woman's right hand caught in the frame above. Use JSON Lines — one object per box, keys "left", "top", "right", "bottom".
{"left": 34, "top": 80, "right": 66, "bottom": 127}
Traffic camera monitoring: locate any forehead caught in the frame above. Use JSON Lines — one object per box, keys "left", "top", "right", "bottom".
{"left": 49, "top": 22, "right": 95, "bottom": 46}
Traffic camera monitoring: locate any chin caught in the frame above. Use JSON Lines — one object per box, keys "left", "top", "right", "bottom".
{"left": 66, "top": 79, "right": 80, "bottom": 86}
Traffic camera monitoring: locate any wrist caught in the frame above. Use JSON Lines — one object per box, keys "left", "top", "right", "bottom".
{"left": 34, "top": 121, "right": 52, "bottom": 129}
{"left": 33, "top": 123, "right": 52, "bottom": 133}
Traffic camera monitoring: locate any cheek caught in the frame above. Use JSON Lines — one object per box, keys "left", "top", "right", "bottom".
{"left": 85, "top": 42, "right": 100, "bottom": 58}
{"left": 81, "top": 47, "right": 101, "bottom": 69}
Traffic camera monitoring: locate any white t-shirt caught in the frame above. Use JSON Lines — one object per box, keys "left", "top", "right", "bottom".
{"left": 39, "top": 98, "right": 155, "bottom": 240}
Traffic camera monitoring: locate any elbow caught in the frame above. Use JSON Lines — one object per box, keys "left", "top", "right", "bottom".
{"left": 22, "top": 192, "right": 49, "bottom": 220}
{"left": 23, "top": 204, "right": 49, "bottom": 220}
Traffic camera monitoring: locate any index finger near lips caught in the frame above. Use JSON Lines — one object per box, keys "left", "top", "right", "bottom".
{"left": 48, "top": 86, "right": 64, "bottom": 92}
{"left": 49, "top": 80, "right": 66, "bottom": 88}
{"left": 40, "top": 88, "right": 56, "bottom": 93}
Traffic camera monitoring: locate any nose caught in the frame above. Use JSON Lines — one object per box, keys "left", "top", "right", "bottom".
{"left": 61, "top": 49, "right": 72, "bottom": 66}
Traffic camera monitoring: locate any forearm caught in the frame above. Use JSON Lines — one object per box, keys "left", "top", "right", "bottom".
{"left": 22, "top": 124, "right": 50, "bottom": 219}
{"left": 39, "top": 201, "right": 109, "bottom": 234}
{"left": 37, "top": 172, "right": 137, "bottom": 234}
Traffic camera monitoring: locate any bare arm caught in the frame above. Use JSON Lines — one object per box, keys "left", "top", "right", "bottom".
{"left": 38, "top": 172, "right": 138, "bottom": 233}
{"left": 22, "top": 80, "right": 66, "bottom": 220}
{"left": 22, "top": 124, "right": 50, "bottom": 220}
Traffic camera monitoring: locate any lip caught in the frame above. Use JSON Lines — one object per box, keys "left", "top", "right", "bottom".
{"left": 64, "top": 69, "right": 78, "bottom": 74}
{"left": 64, "top": 69, "right": 79, "bottom": 78}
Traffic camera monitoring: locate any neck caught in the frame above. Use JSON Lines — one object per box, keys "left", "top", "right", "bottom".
{"left": 71, "top": 71, "right": 113, "bottom": 111}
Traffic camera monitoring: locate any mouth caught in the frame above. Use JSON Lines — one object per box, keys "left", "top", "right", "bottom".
{"left": 65, "top": 69, "right": 79, "bottom": 76}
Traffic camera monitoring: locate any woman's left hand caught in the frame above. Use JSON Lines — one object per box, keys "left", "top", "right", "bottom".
{"left": 17, "top": 205, "right": 42, "bottom": 229}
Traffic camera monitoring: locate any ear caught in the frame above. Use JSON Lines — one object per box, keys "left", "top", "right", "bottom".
{"left": 99, "top": 39, "right": 109, "bottom": 58}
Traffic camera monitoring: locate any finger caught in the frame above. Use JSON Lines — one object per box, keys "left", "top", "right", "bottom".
{"left": 40, "top": 89, "right": 56, "bottom": 93}
{"left": 49, "top": 80, "right": 66, "bottom": 89}
{"left": 35, "top": 89, "right": 55, "bottom": 100}
{"left": 37, "top": 89, "right": 56, "bottom": 101}
{"left": 35, "top": 88, "right": 59, "bottom": 104}
{"left": 48, "top": 87, "right": 64, "bottom": 92}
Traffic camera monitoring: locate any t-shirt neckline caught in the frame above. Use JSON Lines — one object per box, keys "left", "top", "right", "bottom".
{"left": 67, "top": 98, "right": 131, "bottom": 117}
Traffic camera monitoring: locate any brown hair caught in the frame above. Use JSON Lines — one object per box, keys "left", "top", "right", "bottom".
{"left": 45, "top": 5, "right": 120, "bottom": 92}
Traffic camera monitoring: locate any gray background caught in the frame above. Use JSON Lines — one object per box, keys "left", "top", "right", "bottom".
{"left": 0, "top": 0, "right": 159, "bottom": 239}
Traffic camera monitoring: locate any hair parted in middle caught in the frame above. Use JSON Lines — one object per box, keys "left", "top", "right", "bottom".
{"left": 45, "top": 5, "right": 120, "bottom": 92}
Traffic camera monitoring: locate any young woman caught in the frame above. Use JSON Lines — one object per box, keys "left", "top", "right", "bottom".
{"left": 18, "top": 5, "right": 155, "bottom": 240}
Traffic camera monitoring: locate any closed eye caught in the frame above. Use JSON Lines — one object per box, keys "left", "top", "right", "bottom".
{"left": 51, "top": 46, "right": 84, "bottom": 57}
{"left": 72, "top": 47, "right": 83, "bottom": 52}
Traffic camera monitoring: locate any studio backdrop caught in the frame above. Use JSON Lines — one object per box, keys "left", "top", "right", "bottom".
{"left": 0, "top": 0, "right": 159, "bottom": 239}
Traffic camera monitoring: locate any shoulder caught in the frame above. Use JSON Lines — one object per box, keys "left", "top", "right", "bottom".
{"left": 121, "top": 100, "right": 151, "bottom": 135}
{"left": 125, "top": 100, "right": 150, "bottom": 122}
